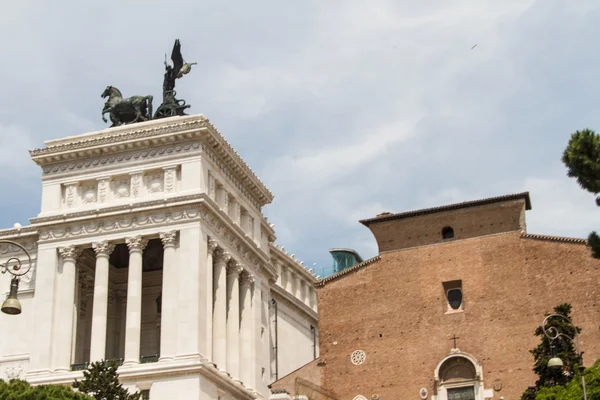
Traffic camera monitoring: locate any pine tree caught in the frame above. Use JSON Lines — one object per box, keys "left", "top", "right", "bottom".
{"left": 562, "top": 128, "right": 600, "bottom": 258}
{"left": 73, "top": 360, "right": 141, "bottom": 400}
{"left": 521, "top": 304, "right": 582, "bottom": 399}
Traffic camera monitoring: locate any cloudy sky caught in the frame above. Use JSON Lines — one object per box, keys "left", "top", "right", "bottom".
{"left": 1, "top": 0, "right": 600, "bottom": 275}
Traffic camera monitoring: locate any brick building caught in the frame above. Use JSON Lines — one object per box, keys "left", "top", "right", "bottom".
{"left": 270, "top": 192, "right": 600, "bottom": 400}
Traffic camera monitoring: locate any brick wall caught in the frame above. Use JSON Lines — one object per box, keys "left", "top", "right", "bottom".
{"left": 305, "top": 231, "right": 600, "bottom": 400}
{"left": 364, "top": 198, "right": 528, "bottom": 253}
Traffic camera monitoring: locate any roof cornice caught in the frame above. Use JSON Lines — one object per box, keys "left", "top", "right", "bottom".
{"left": 360, "top": 192, "right": 532, "bottom": 226}
{"left": 29, "top": 115, "right": 273, "bottom": 207}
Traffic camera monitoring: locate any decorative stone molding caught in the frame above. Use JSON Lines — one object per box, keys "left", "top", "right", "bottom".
{"left": 163, "top": 166, "right": 177, "bottom": 193}
{"left": 97, "top": 177, "right": 110, "bottom": 203}
{"left": 59, "top": 245, "right": 82, "bottom": 262}
{"left": 208, "top": 238, "right": 218, "bottom": 254}
{"left": 0, "top": 241, "right": 37, "bottom": 255}
{"left": 218, "top": 250, "right": 232, "bottom": 265}
{"left": 112, "top": 176, "right": 131, "bottom": 199}
{"left": 126, "top": 236, "right": 148, "bottom": 253}
{"left": 92, "top": 240, "right": 115, "bottom": 257}
{"left": 64, "top": 183, "right": 77, "bottom": 208}
{"left": 79, "top": 181, "right": 98, "bottom": 204}
{"left": 4, "top": 364, "right": 23, "bottom": 380}
{"left": 160, "top": 231, "right": 178, "bottom": 248}
{"left": 130, "top": 172, "right": 143, "bottom": 198}
{"left": 145, "top": 170, "right": 164, "bottom": 193}
{"left": 227, "top": 262, "right": 244, "bottom": 277}
{"left": 37, "top": 206, "right": 202, "bottom": 242}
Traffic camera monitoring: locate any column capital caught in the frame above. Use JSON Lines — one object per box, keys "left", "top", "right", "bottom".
{"left": 59, "top": 245, "right": 82, "bottom": 262}
{"left": 126, "top": 236, "right": 148, "bottom": 253}
{"left": 217, "top": 250, "right": 232, "bottom": 264}
{"left": 227, "top": 261, "right": 243, "bottom": 277}
{"left": 240, "top": 271, "right": 255, "bottom": 288}
{"left": 160, "top": 231, "right": 178, "bottom": 248}
{"left": 208, "top": 237, "right": 219, "bottom": 253}
{"left": 92, "top": 241, "right": 115, "bottom": 258}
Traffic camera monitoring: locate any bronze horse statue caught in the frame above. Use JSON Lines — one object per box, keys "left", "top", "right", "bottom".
{"left": 101, "top": 86, "right": 153, "bottom": 127}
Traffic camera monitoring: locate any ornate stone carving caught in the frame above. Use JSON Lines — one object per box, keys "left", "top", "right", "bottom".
{"left": 4, "top": 364, "right": 23, "bottom": 380}
{"left": 65, "top": 183, "right": 77, "bottom": 208}
{"left": 79, "top": 182, "right": 98, "bottom": 204}
{"left": 97, "top": 178, "right": 109, "bottom": 203}
{"left": 208, "top": 238, "right": 218, "bottom": 254}
{"left": 164, "top": 167, "right": 177, "bottom": 193}
{"left": 226, "top": 261, "right": 243, "bottom": 277}
{"left": 218, "top": 250, "right": 232, "bottom": 265}
{"left": 112, "top": 176, "right": 130, "bottom": 199}
{"left": 145, "top": 171, "right": 164, "bottom": 193}
{"left": 92, "top": 240, "right": 115, "bottom": 257}
{"left": 126, "top": 236, "right": 148, "bottom": 253}
{"left": 130, "top": 173, "right": 142, "bottom": 198}
{"left": 160, "top": 231, "right": 178, "bottom": 248}
{"left": 108, "top": 288, "right": 127, "bottom": 304}
{"left": 37, "top": 205, "right": 202, "bottom": 242}
{"left": 59, "top": 245, "right": 82, "bottom": 262}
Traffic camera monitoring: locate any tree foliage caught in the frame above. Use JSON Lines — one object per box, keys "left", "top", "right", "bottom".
{"left": 562, "top": 128, "right": 600, "bottom": 258}
{"left": 0, "top": 379, "right": 93, "bottom": 400}
{"left": 521, "top": 304, "right": 582, "bottom": 399}
{"left": 72, "top": 360, "right": 141, "bottom": 400}
{"left": 534, "top": 359, "right": 600, "bottom": 400}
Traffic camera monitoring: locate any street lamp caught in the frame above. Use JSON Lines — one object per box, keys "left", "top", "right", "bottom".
{"left": 541, "top": 313, "right": 587, "bottom": 400}
{"left": 0, "top": 240, "right": 33, "bottom": 315}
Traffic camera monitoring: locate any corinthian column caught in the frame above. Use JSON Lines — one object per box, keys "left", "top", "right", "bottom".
{"left": 89, "top": 241, "right": 115, "bottom": 362}
{"left": 239, "top": 271, "right": 255, "bottom": 387}
{"left": 226, "top": 261, "right": 243, "bottom": 379}
{"left": 123, "top": 236, "right": 148, "bottom": 365}
{"left": 159, "top": 231, "right": 178, "bottom": 360}
{"left": 205, "top": 238, "right": 218, "bottom": 362}
{"left": 55, "top": 245, "right": 82, "bottom": 372}
{"left": 213, "top": 249, "right": 230, "bottom": 371}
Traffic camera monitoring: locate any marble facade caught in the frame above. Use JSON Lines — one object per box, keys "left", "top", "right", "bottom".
{"left": 0, "top": 115, "right": 319, "bottom": 399}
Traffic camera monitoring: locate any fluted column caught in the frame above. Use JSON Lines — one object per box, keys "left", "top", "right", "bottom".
{"left": 159, "top": 231, "right": 178, "bottom": 360}
{"left": 89, "top": 241, "right": 115, "bottom": 362}
{"left": 123, "top": 236, "right": 148, "bottom": 365}
{"left": 213, "top": 249, "right": 230, "bottom": 370}
{"left": 226, "top": 261, "right": 243, "bottom": 379}
{"left": 55, "top": 245, "right": 82, "bottom": 372}
{"left": 239, "top": 271, "right": 255, "bottom": 387}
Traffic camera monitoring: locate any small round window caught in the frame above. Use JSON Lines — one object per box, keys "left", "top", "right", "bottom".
{"left": 447, "top": 288, "right": 463, "bottom": 310}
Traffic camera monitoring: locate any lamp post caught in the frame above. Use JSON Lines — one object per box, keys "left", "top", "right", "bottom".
{"left": 0, "top": 240, "right": 33, "bottom": 315}
{"left": 541, "top": 313, "right": 587, "bottom": 400}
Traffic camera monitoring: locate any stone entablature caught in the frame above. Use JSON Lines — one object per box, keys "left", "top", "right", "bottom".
{"left": 270, "top": 244, "right": 318, "bottom": 312}
{"left": 30, "top": 115, "right": 273, "bottom": 213}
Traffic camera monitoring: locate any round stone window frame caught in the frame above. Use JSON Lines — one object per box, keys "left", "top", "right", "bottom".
{"left": 351, "top": 350, "right": 366, "bottom": 365}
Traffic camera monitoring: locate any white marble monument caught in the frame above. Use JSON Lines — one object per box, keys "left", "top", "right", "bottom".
{"left": 0, "top": 115, "right": 319, "bottom": 399}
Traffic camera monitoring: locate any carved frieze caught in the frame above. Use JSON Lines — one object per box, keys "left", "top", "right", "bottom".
{"left": 164, "top": 167, "right": 177, "bottom": 193}
{"left": 111, "top": 176, "right": 131, "bottom": 199}
{"left": 79, "top": 181, "right": 98, "bottom": 204}
{"left": 97, "top": 178, "right": 110, "bottom": 203}
{"left": 4, "top": 364, "right": 23, "bottom": 380}
{"left": 145, "top": 170, "right": 164, "bottom": 193}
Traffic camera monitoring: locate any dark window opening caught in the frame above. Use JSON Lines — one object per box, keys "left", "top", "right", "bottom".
{"left": 447, "top": 288, "right": 463, "bottom": 310}
{"left": 442, "top": 226, "right": 454, "bottom": 239}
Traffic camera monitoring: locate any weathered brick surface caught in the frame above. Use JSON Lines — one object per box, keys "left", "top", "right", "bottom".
{"left": 365, "top": 198, "right": 527, "bottom": 252}
{"left": 272, "top": 199, "right": 600, "bottom": 400}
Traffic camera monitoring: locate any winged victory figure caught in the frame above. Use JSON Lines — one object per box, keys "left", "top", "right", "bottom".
{"left": 154, "top": 39, "right": 197, "bottom": 119}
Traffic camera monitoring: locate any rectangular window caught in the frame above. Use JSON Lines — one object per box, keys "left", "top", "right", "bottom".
{"left": 442, "top": 280, "right": 463, "bottom": 313}
{"left": 447, "top": 386, "right": 475, "bottom": 400}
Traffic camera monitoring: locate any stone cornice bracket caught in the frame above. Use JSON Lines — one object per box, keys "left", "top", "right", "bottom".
{"left": 240, "top": 271, "right": 255, "bottom": 288}
{"left": 126, "top": 236, "right": 149, "bottom": 254}
{"left": 59, "top": 245, "right": 82, "bottom": 262}
{"left": 92, "top": 240, "right": 115, "bottom": 258}
{"left": 159, "top": 231, "right": 178, "bottom": 249}
{"left": 208, "top": 238, "right": 219, "bottom": 256}
{"left": 227, "top": 261, "right": 243, "bottom": 277}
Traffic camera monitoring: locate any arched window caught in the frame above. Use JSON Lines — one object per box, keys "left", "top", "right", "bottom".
{"left": 442, "top": 226, "right": 454, "bottom": 239}
{"left": 434, "top": 353, "right": 486, "bottom": 400}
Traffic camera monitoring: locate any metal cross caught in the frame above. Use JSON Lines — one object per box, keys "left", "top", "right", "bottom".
{"left": 450, "top": 334, "right": 460, "bottom": 348}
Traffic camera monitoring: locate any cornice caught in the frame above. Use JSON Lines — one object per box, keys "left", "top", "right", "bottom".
{"left": 270, "top": 244, "right": 318, "bottom": 283}
{"left": 0, "top": 227, "right": 38, "bottom": 240}
{"left": 29, "top": 115, "right": 273, "bottom": 207}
